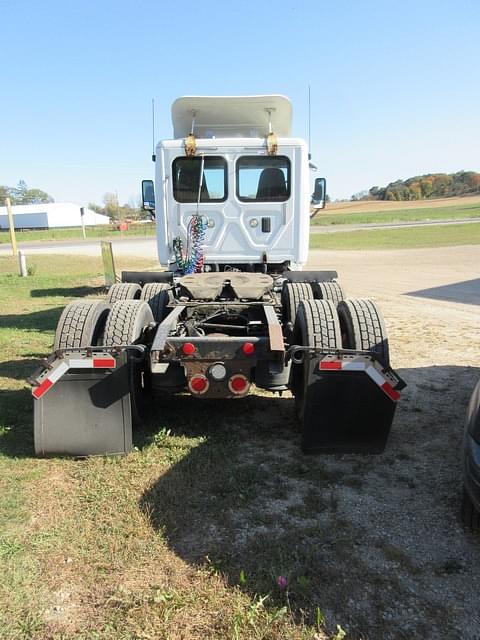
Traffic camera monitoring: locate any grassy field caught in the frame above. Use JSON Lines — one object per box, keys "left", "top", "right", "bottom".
{"left": 324, "top": 194, "right": 480, "bottom": 214}
{"left": 311, "top": 202, "right": 480, "bottom": 226}
{"left": 0, "top": 255, "right": 337, "bottom": 640}
{"left": 0, "top": 223, "right": 156, "bottom": 244}
{"left": 309, "top": 222, "right": 480, "bottom": 250}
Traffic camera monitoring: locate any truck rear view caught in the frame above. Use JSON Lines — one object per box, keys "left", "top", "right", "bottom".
{"left": 30, "top": 95, "right": 404, "bottom": 456}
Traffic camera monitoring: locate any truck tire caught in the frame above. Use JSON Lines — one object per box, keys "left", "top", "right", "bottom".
{"left": 54, "top": 300, "right": 110, "bottom": 350}
{"left": 102, "top": 300, "right": 154, "bottom": 346}
{"left": 106, "top": 282, "right": 141, "bottom": 303}
{"left": 461, "top": 488, "right": 480, "bottom": 531}
{"left": 291, "top": 299, "right": 342, "bottom": 420}
{"left": 140, "top": 283, "right": 171, "bottom": 322}
{"left": 311, "top": 280, "right": 346, "bottom": 305}
{"left": 282, "top": 282, "right": 314, "bottom": 327}
{"left": 337, "top": 298, "right": 390, "bottom": 368}
{"left": 101, "top": 300, "right": 154, "bottom": 426}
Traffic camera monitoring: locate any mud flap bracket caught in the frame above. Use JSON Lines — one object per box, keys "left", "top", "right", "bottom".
{"left": 32, "top": 350, "right": 136, "bottom": 457}
{"left": 300, "top": 352, "right": 403, "bottom": 454}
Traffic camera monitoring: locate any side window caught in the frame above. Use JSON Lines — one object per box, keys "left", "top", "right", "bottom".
{"left": 172, "top": 156, "right": 227, "bottom": 203}
{"left": 236, "top": 156, "right": 291, "bottom": 202}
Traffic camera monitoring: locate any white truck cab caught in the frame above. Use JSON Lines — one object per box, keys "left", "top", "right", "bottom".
{"left": 143, "top": 95, "right": 325, "bottom": 272}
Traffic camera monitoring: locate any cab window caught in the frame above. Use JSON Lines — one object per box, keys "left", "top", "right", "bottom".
{"left": 172, "top": 156, "right": 227, "bottom": 203}
{"left": 236, "top": 156, "right": 291, "bottom": 202}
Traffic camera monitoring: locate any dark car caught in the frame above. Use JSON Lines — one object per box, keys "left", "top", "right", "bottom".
{"left": 462, "top": 379, "right": 480, "bottom": 530}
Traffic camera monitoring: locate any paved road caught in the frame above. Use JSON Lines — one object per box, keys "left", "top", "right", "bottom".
{"left": 1, "top": 218, "right": 478, "bottom": 257}
{"left": 0, "top": 237, "right": 158, "bottom": 257}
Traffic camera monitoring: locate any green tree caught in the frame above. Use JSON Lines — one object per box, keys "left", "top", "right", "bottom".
{"left": 10, "top": 180, "right": 53, "bottom": 204}
{"left": 23, "top": 188, "right": 54, "bottom": 204}
{"left": 0, "top": 185, "right": 11, "bottom": 203}
{"left": 13, "top": 180, "right": 28, "bottom": 203}
{"left": 88, "top": 202, "right": 104, "bottom": 214}
{"left": 103, "top": 192, "right": 120, "bottom": 220}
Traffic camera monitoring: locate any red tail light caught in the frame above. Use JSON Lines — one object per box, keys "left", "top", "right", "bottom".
{"left": 189, "top": 374, "right": 209, "bottom": 395}
{"left": 242, "top": 342, "right": 255, "bottom": 355}
{"left": 228, "top": 374, "right": 249, "bottom": 395}
{"left": 182, "top": 342, "right": 196, "bottom": 355}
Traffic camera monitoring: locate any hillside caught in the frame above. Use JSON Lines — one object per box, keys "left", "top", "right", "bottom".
{"left": 327, "top": 194, "right": 480, "bottom": 215}
{"left": 354, "top": 171, "right": 480, "bottom": 201}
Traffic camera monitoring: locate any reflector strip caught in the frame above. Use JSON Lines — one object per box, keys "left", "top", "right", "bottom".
{"left": 65, "top": 357, "right": 117, "bottom": 369}
{"left": 68, "top": 359, "right": 94, "bottom": 369}
{"left": 341, "top": 361, "right": 366, "bottom": 372}
{"left": 48, "top": 361, "right": 69, "bottom": 383}
{"left": 318, "top": 358, "right": 401, "bottom": 402}
{"left": 32, "top": 378, "right": 53, "bottom": 399}
{"left": 381, "top": 382, "right": 401, "bottom": 402}
{"left": 365, "top": 365, "right": 385, "bottom": 387}
{"left": 32, "top": 355, "right": 116, "bottom": 399}
{"left": 319, "top": 361, "right": 342, "bottom": 370}
{"left": 93, "top": 357, "right": 116, "bottom": 368}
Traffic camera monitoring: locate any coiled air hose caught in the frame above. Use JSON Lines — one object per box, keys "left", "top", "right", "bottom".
{"left": 173, "top": 154, "right": 208, "bottom": 274}
{"left": 173, "top": 214, "right": 207, "bottom": 274}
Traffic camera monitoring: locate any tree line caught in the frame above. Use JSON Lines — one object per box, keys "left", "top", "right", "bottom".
{"left": 88, "top": 192, "right": 146, "bottom": 221}
{"left": 352, "top": 171, "right": 480, "bottom": 201}
{"left": 0, "top": 180, "right": 54, "bottom": 205}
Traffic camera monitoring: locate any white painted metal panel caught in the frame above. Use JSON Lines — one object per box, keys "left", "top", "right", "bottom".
{"left": 0, "top": 203, "right": 110, "bottom": 229}
{"left": 0, "top": 212, "right": 49, "bottom": 229}
{"left": 155, "top": 137, "right": 309, "bottom": 268}
{"left": 172, "top": 95, "right": 292, "bottom": 138}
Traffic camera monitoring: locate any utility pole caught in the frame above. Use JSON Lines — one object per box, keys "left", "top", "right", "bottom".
{"left": 5, "top": 197, "right": 17, "bottom": 256}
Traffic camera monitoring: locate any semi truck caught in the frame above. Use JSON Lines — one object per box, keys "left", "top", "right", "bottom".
{"left": 30, "top": 95, "right": 405, "bottom": 456}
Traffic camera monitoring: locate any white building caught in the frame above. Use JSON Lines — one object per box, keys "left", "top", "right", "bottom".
{"left": 0, "top": 203, "right": 110, "bottom": 230}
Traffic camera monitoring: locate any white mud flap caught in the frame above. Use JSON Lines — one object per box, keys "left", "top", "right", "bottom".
{"left": 32, "top": 351, "right": 133, "bottom": 457}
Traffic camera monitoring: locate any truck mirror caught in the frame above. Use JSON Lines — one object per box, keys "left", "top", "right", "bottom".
{"left": 142, "top": 180, "right": 155, "bottom": 212}
{"left": 311, "top": 177, "right": 326, "bottom": 210}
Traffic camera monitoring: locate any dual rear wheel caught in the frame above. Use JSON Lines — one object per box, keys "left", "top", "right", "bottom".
{"left": 291, "top": 295, "right": 390, "bottom": 441}
{"left": 53, "top": 297, "right": 154, "bottom": 425}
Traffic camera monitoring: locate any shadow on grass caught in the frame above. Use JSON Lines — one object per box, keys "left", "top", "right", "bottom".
{"left": 0, "top": 389, "right": 35, "bottom": 457}
{"left": 30, "top": 286, "right": 106, "bottom": 298}
{"left": 0, "top": 307, "right": 63, "bottom": 331}
{"left": 0, "top": 359, "right": 43, "bottom": 381}
{"left": 140, "top": 365, "right": 480, "bottom": 639}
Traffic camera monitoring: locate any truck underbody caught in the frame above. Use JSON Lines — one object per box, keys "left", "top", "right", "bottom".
{"left": 30, "top": 95, "right": 405, "bottom": 457}
{"left": 30, "top": 271, "right": 405, "bottom": 457}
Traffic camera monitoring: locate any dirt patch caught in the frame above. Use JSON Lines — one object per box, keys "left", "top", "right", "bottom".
{"left": 141, "top": 244, "right": 480, "bottom": 638}
{"left": 4, "top": 244, "right": 480, "bottom": 639}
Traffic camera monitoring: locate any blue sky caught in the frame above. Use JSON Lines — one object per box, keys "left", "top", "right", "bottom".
{"left": 1, "top": 0, "right": 479, "bottom": 205}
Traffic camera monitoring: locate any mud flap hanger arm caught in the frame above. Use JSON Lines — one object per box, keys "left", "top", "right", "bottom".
{"left": 28, "top": 344, "right": 147, "bottom": 389}
{"left": 286, "top": 345, "right": 407, "bottom": 392}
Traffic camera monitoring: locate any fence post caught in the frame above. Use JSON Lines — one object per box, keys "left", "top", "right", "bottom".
{"left": 5, "top": 197, "right": 17, "bottom": 256}
{"left": 18, "top": 250, "right": 27, "bottom": 276}
{"left": 80, "top": 207, "right": 86, "bottom": 239}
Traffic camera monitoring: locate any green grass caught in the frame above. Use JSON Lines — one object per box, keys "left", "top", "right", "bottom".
{"left": 0, "top": 223, "right": 156, "bottom": 244}
{"left": 0, "top": 254, "right": 333, "bottom": 640}
{"left": 309, "top": 222, "right": 480, "bottom": 250}
{"left": 0, "top": 253, "right": 469, "bottom": 639}
{"left": 311, "top": 203, "right": 480, "bottom": 226}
